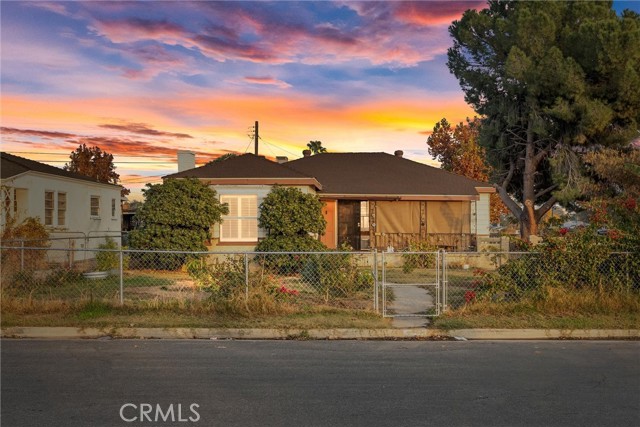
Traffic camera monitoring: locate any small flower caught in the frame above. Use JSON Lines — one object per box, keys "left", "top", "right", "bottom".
{"left": 608, "top": 229, "right": 622, "bottom": 240}
{"left": 464, "top": 291, "right": 476, "bottom": 303}
{"left": 559, "top": 227, "right": 568, "bottom": 236}
{"left": 623, "top": 197, "right": 637, "bottom": 211}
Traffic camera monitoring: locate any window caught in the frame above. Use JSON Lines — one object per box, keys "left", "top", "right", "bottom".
{"left": 111, "top": 198, "right": 116, "bottom": 218}
{"left": 90, "top": 196, "right": 100, "bottom": 217}
{"left": 45, "top": 191, "right": 54, "bottom": 225}
{"left": 220, "top": 195, "right": 258, "bottom": 242}
{"left": 360, "top": 201, "right": 370, "bottom": 232}
{"left": 57, "top": 192, "right": 66, "bottom": 226}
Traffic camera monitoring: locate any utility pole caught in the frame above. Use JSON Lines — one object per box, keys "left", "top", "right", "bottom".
{"left": 254, "top": 121, "right": 259, "bottom": 155}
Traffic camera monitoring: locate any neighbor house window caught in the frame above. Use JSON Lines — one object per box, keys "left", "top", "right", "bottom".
{"left": 45, "top": 191, "right": 54, "bottom": 226}
{"left": 220, "top": 195, "right": 258, "bottom": 242}
{"left": 57, "top": 192, "right": 66, "bottom": 226}
{"left": 111, "top": 198, "right": 116, "bottom": 218}
{"left": 90, "top": 196, "right": 100, "bottom": 217}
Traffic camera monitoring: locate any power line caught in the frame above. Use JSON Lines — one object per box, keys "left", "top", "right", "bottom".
{"left": 258, "top": 136, "right": 301, "bottom": 159}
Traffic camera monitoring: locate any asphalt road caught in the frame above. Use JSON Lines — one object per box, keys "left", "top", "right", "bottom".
{"left": 2, "top": 340, "right": 639, "bottom": 427}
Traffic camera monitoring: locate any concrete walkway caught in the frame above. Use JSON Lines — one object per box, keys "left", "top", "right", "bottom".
{"left": 386, "top": 284, "right": 434, "bottom": 328}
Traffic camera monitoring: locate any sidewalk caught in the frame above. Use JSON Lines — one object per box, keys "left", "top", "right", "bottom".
{"left": 2, "top": 326, "right": 638, "bottom": 340}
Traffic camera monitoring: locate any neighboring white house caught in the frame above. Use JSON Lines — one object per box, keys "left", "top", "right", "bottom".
{"left": 1, "top": 152, "right": 123, "bottom": 260}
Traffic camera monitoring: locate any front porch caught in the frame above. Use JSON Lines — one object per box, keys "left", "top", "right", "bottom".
{"left": 320, "top": 199, "right": 480, "bottom": 252}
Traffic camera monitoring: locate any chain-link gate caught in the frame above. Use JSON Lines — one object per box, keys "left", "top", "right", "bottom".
{"left": 381, "top": 250, "right": 443, "bottom": 317}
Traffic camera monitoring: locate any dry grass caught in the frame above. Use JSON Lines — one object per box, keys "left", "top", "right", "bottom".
{"left": 1, "top": 294, "right": 389, "bottom": 329}
{"left": 434, "top": 287, "right": 640, "bottom": 329}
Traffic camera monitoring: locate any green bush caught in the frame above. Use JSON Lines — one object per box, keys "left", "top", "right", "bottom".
{"left": 129, "top": 178, "right": 227, "bottom": 270}
{"left": 186, "top": 256, "right": 245, "bottom": 298}
{"left": 95, "top": 238, "right": 129, "bottom": 272}
{"left": 255, "top": 235, "right": 326, "bottom": 273}
{"left": 255, "top": 186, "right": 328, "bottom": 272}
{"left": 301, "top": 251, "right": 373, "bottom": 301}
{"left": 258, "top": 186, "right": 326, "bottom": 236}
{"left": 401, "top": 240, "right": 438, "bottom": 273}
{"left": 476, "top": 224, "right": 639, "bottom": 303}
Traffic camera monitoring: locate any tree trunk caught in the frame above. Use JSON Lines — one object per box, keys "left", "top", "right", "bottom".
{"left": 521, "top": 119, "right": 538, "bottom": 241}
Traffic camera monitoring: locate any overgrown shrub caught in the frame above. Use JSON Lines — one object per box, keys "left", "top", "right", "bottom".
{"left": 1, "top": 216, "right": 50, "bottom": 284}
{"left": 255, "top": 186, "right": 328, "bottom": 272}
{"left": 475, "top": 224, "right": 639, "bottom": 303}
{"left": 301, "top": 251, "right": 373, "bottom": 301}
{"left": 95, "top": 237, "right": 129, "bottom": 272}
{"left": 185, "top": 255, "right": 294, "bottom": 315}
{"left": 401, "top": 240, "right": 438, "bottom": 273}
{"left": 129, "top": 178, "right": 227, "bottom": 270}
{"left": 255, "top": 235, "right": 326, "bottom": 273}
{"left": 186, "top": 256, "right": 245, "bottom": 298}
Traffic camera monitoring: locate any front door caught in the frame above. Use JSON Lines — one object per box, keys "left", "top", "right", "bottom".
{"left": 338, "top": 200, "right": 360, "bottom": 250}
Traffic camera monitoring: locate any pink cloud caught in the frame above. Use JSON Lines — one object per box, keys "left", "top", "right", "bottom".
{"left": 99, "top": 122, "right": 193, "bottom": 138}
{"left": 90, "top": 18, "right": 185, "bottom": 44}
{"left": 243, "top": 76, "right": 291, "bottom": 89}
{"left": 1, "top": 127, "right": 77, "bottom": 139}
{"left": 393, "top": 1, "right": 484, "bottom": 26}
{"left": 84, "top": 2, "right": 461, "bottom": 67}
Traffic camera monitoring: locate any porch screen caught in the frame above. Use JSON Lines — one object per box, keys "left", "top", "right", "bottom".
{"left": 426, "top": 201, "right": 471, "bottom": 234}
{"left": 376, "top": 201, "right": 420, "bottom": 234}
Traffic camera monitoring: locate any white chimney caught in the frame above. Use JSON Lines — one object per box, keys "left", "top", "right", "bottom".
{"left": 177, "top": 150, "right": 196, "bottom": 172}
{"left": 276, "top": 156, "right": 288, "bottom": 164}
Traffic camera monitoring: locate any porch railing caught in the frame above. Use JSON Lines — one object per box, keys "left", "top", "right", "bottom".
{"left": 372, "top": 233, "right": 474, "bottom": 252}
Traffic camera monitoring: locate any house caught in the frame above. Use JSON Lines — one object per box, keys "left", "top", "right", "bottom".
{"left": 1, "top": 152, "right": 123, "bottom": 259}
{"left": 165, "top": 150, "right": 494, "bottom": 252}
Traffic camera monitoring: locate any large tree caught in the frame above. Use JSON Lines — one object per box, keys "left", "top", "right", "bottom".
{"left": 64, "top": 144, "right": 130, "bottom": 197}
{"left": 447, "top": 1, "right": 640, "bottom": 239}
{"left": 427, "top": 117, "right": 508, "bottom": 223}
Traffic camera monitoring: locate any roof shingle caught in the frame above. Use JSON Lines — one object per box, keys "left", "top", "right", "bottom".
{"left": 285, "top": 152, "right": 491, "bottom": 196}
{"left": 1, "top": 152, "right": 117, "bottom": 186}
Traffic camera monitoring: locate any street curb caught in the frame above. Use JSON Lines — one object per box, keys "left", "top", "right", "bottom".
{"left": 2, "top": 327, "right": 639, "bottom": 340}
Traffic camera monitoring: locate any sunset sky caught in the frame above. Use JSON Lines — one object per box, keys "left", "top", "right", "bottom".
{"left": 2, "top": 1, "right": 639, "bottom": 200}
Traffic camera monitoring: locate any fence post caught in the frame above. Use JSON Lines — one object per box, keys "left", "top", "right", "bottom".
{"left": 119, "top": 249, "right": 124, "bottom": 305}
{"left": 20, "top": 239, "right": 24, "bottom": 271}
{"left": 244, "top": 253, "right": 249, "bottom": 301}
{"left": 381, "top": 251, "right": 386, "bottom": 316}
{"left": 69, "top": 238, "right": 73, "bottom": 269}
{"left": 373, "top": 249, "right": 378, "bottom": 313}
{"left": 441, "top": 249, "right": 448, "bottom": 312}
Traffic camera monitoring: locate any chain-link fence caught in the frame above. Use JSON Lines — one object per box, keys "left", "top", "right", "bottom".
{"left": 443, "top": 251, "right": 639, "bottom": 309}
{"left": 2, "top": 244, "right": 637, "bottom": 315}
{"left": 0, "top": 246, "right": 379, "bottom": 311}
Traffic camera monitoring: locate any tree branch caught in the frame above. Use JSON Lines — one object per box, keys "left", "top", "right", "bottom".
{"left": 534, "top": 184, "right": 558, "bottom": 200}
{"left": 535, "top": 196, "right": 557, "bottom": 222}
{"left": 533, "top": 146, "right": 551, "bottom": 167}
{"left": 501, "top": 160, "right": 516, "bottom": 189}
{"left": 493, "top": 183, "right": 522, "bottom": 218}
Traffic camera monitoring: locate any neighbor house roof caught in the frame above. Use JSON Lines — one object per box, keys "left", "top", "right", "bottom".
{"left": 1, "top": 152, "right": 119, "bottom": 187}
{"left": 285, "top": 152, "right": 494, "bottom": 199}
{"left": 164, "top": 153, "right": 322, "bottom": 189}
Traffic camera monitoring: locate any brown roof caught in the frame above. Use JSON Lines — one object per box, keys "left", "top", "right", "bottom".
{"left": 285, "top": 152, "right": 492, "bottom": 197}
{"left": 1, "top": 152, "right": 117, "bottom": 186}
{"left": 165, "top": 153, "right": 312, "bottom": 179}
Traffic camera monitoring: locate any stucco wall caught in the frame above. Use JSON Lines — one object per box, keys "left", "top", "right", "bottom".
{"left": 208, "top": 184, "right": 316, "bottom": 252}
{"left": 2, "top": 171, "right": 122, "bottom": 251}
